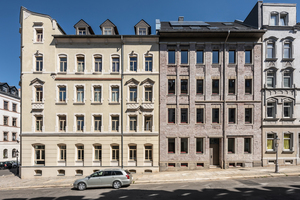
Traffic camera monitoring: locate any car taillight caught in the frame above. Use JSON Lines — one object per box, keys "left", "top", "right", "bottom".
{"left": 126, "top": 174, "right": 130, "bottom": 179}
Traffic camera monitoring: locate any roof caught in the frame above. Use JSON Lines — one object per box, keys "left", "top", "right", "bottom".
{"left": 74, "top": 19, "right": 95, "bottom": 35}
{"left": 100, "top": 19, "right": 119, "bottom": 35}
{"left": 134, "top": 19, "right": 151, "bottom": 35}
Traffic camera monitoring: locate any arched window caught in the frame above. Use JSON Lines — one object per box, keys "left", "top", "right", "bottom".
{"left": 12, "top": 149, "right": 16, "bottom": 158}
{"left": 3, "top": 149, "right": 8, "bottom": 158}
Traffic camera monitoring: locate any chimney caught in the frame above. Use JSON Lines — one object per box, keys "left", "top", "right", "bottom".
{"left": 178, "top": 16, "right": 184, "bottom": 21}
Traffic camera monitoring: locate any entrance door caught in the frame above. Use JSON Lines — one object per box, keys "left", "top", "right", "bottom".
{"left": 210, "top": 138, "right": 219, "bottom": 166}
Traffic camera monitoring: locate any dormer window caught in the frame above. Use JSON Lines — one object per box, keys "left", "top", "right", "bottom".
{"left": 3, "top": 86, "right": 8, "bottom": 93}
{"left": 139, "top": 28, "right": 147, "bottom": 35}
{"left": 104, "top": 28, "right": 112, "bottom": 35}
{"left": 78, "top": 28, "right": 86, "bottom": 35}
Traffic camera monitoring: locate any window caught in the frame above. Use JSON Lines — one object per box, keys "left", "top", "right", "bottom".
{"left": 78, "top": 28, "right": 86, "bottom": 35}
{"left": 196, "top": 108, "right": 204, "bottom": 123}
{"left": 144, "top": 87, "right": 152, "bottom": 102}
{"left": 145, "top": 146, "right": 152, "bottom": 161}
{"left": 181, "top": 138, "right": 188, "bottom": 154}
{"left": 228, "top": 138, "right": 235, "bottom": 153}
{"left": 267, "top": 42, "right": 275, "bottom": 59}
{"left": 112, "top": 57, "right": 120, "bottom": 72}
{"left": 284, "top": 133, "right": 292, "bottom": 151}
{"left": 168, "top": 79, "right": 176, "bottom": 94}
{"left": 12, "top": 149, "right": 16, "bottom": 158}
{"left": 3, "top": 132, "right": 8, "bottom": 141}
{"left": 168, "top": 50, "right": 175, "bottom": 64}
{"left": 59, "top": 145, "right": 66, "bottom": 161}
{"left": 112, "top": 116, "right": 119, "bottom": 131}
{"left": 111, "top": 87, "right": 119, "bottom": 102}
{"left": 229, "top": 50, "right": 235, "bottom": 64}
{"left": 196, "top": 79, "right": 203, "bottom": 94}
{"left": 196, "top": 138, "right": 203, "bottom": 153}
{"left": 3, "top": 101, "right": 8, "bottom": 110}
{"left": 283, "top": 102, "right": 292, "bottom": 118}
{"left": 129, "top": 87, "right": 137, "bottom": 102}
{"left": 94, "top": 116, "right": 101, "bottom": 131}
{"left": 212, "top": 50, "right": 219, "bottom": 64}
{"left": 145, "top": 56, "right": 152, "bottom": 71}
{"left": 94, "top": 145, "right": 102, "bottom": 160}
{"left": 3, "top": 149, "right": 8, "bottom": 159}
{"left": 181, "top": 50, "right": 188, "bottom": 64}
{"left": 181, "top": 79, "right": 188, "bottom": 94}
{"left": 245, "top": 50, "right": 252, "bottom": 64}
{"left": 196, "top": 50, "right": 203, "bottom": 64}
{"left": 59, "top": 87, "right": 66, "bottom": 102}
{"left": 283, "top": 42, "right": 291, "bottom": 59}
{"left": 59, "top": 116, "right": 66, "bottom": 132}
{"left": 59, "top": 57, "right": 67, "bottom": 72}
{"left": 228, "top": 108, "right": 236, "bottom": 124}
{"left": 168, "top": 138, "right": 175, "bottom": 153}
{"left": 139, "top": 28, "right": 146, "bottom": 35}
{"left": 12, "top": 103, "right": 17, "bottom": 112}
{"left": 94, "top": 87, "right": 101, "bottom": 102}
{"left": 270, "top": 13, "right": 278, "bottom": 26}
{"left": 267, "top": 102, "right": 276, "bottom": 118}
{"left": 129, "top": 116, "right": 137, "bottom": 131}
{"left": 94, "top": 56, "right": 102, "bottom": 72}
{"left": 104, "top": 27, "right": 112, "bottom": 35}
{"left": 77, "top": 145, "right": 84, "bottom": 161}
{"left": 3, "top": 116, "right": 8, "bottom": 125}
{"left": 267, "top": 71, "right": 275, "bottom": 88}
{"left": 144, "top": 116, "right": 152, "bottom": 131}
{"left": 36, "top": 56, "right": 43, "bottom": 71}
{"left": 212, "top": 79, "right": 219, "bottom": 94}
{"left": 130, "top": 56, "right": 137, "bottom": 72}
{"left": 245, "top": 108, "right": 252, "bottom": 124}
{"left": 244, "top": 138, "right": 251, "bottom": 153}
{"left": 245, "top": 79, "right": 252, "bottom": 94}
{"left": 12, "top": 118, "right": 17, "bottom": 127}
{"left": 129, "top": 145, "right": 137, "bottom": 161}
{"left": 228, "top": 79, "right": 235, "bottom": 94}
{"left": 267, "top": 133, "right": 275, "bottom": 151}
{"left": 77, "top": 57, "right": 85, "bottom": 72}
{"left": 36, "top": 116, "right": 43, "bottom": 132}
{"left": 112, "top": 145, "right": 119, "bottom": 161}
{"left": 168, "top": 108, "right": 175, "bottom": 124}
{"left": 280, "top": 13, "right": 287, "bottom": 26}
{"left": 181, "top": 108, "right": 188, "bottom": 123}
{"left": 12, "top": 133, "right": 16, "bottom": 141}
{"left": 36, "top": 29, "right": 43, "bottom": 42}
{"left": 36, "top": 87, "right": 43, "bottom": 102}
{"left": 76, "top": 116, "right": 84, "bottom": 131}
{"left": 283, "top": 71, "right": 292, "bottom": 88}
{"left": 76, "top": 87, "right": 84, "bottom": 103}
{"left": 212, "top": 108, "right": 219, "bottom": 123}
{"left": 34, "top": 145, "right": 45, "bottom": 165}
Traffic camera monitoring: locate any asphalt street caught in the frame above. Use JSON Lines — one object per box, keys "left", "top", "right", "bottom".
{"left": 1, "top": 176, "right": 300, "bottom": 200}
{"left": 0, "top": 168, "right": 17, "bottom": 176}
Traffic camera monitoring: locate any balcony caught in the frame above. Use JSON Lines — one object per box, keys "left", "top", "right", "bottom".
{"left": 126, "top": 103, "right": 139, "bottom": 110}
{"left": 141, "top": 103, "right": 154, "bottom": 110}
{"left": 32, "top": 102, "right": 44, "bottom": 110}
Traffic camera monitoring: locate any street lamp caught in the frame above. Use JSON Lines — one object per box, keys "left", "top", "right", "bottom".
{"left": 16, "top": 150, "right": 19, "bottom": 175}
{"left": 274, "top": 135, "right": 280, "bottom": 173}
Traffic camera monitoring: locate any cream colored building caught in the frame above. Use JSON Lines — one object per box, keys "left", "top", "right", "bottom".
{"left": 19, "top": 7, "right": 159, "bottom": 179}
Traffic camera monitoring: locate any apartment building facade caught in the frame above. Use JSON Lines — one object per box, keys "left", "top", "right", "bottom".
{"left": 19, "top": 7, "right": 159, "bottom": 178}
{"left": 0, "top": 82, "right": 20, "bottom": 162}
{"left": 157, "top": 17, "right": 265, "bottom": 171}
{"left": 244, "top": 2, "right": 300, "bottom": 166}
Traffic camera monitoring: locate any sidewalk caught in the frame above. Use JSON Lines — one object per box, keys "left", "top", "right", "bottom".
{"left": 1, "top": 166, "right": 300, "bottom": 190}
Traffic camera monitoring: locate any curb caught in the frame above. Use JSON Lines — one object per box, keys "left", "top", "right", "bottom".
{"left": 0, "top": 184, "right": 72, "bottom": 191}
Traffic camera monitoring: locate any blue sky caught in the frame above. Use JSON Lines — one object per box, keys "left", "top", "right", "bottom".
{"left": 0, "top": 0, "right": 299, "bottom": 88}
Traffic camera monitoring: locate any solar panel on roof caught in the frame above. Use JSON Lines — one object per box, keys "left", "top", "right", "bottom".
{"left": 208, "top": 27, "right": 219, "bottom": 30}
{"left": 190, "top": 27, "right": 202, "bottom": 30}
{"left": 170, "top": 21, "right": 209, "bottom": 26}
{"left": 223, "top": 22, "right": 234, "bottom": 26}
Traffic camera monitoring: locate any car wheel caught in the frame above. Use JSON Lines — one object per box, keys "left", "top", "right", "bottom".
{"left": 78, "top": 182, "right": 86, "bottom": 191}
{"left": 113, "top": 181, "right": 121, "bottom": 189}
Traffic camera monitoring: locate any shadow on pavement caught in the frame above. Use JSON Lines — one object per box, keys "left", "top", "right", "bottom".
{"left": 2, "top": 185, "right": 300, "bottom": 200}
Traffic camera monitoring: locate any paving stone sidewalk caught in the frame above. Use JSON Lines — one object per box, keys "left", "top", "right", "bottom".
{"left": 1, "top": 166, "right": 300, "bottom": 190}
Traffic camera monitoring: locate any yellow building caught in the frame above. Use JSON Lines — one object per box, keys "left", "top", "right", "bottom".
{"left": 19, "top": 7, "right": 159, "bottom": 178}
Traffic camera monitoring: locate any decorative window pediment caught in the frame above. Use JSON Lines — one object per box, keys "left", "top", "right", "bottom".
{"left": 141, "top": 78, "right": 155, "bottom": 85}
{"left": 125, "top": 78, "right": 139, "bottom": 86}
{"left": 30, "top": 78, "right": 45, "bottom": 86}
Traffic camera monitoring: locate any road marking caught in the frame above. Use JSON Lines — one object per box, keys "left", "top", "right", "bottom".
{"left": 181, "top": 193, "right": 190, "bottom": 196}
{"left": 149, "top": 194, "right": 158, "bottom": 197}
{"left": 180, "top": 185, "right": 188, "bottom": 188}
{"left": 119, "top": 196, "right": 128, "bottom": 199}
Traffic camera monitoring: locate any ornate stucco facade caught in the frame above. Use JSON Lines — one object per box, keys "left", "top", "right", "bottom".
{"left": 19, "top": 7, "right": 159, "bottom": 178}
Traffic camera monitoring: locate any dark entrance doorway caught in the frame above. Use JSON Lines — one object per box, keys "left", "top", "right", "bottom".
{"left": 210, "top": 138, "right": 220, "bottom": 166}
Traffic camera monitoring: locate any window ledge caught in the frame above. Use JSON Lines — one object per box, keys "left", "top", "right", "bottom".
{"left": 282, "top": 58, "right": 294, "bottom": 62}
{"left": 73, "top": 103, "right": 85, "bottom": 105}
{"left": 180, "top": 64, "right": 189, "bottom": 67}
{"left": 265, "top": 150, "right": 276, "bottom": 154}
{"left": 196, "top": 64, "right": 205, "bottom": 67}
{"left": 57, "top": 72, "right": 67, "bottom": 75}
{"left": 55, "top": 102, "right": 67, "bottom": 105}
{"left": 33, "top": 71, "right": 43, "bottom": 74}
{"left": 110, "top": 72, "right": 120, "bottom": 74}
{"left": 167, "top": 123, "right": 176, "bottom": 125}
{"left": 228, "top": 64, "right": 237, "bottom": 67}
{"left": 195, "top": 123, "right": 205, "bottom": 125}
{"left": 265, "top": 58, "right": 278, "bottom": 62}
{"left": 93, "top": 72, "right": 102, "bottom": 75}
{"left": 280, "top": 118, "right": 296, "bottom": 121}
{"left": 179, "top": 123, "right": 189, "bottom": 125}
{"left": 167, "top": 94, "right": 176, "bottom": 96}
{"left": 212, "top": 64, "right": 221, "bottom": 67}
{"left": 211, "top": 94, "right": 220, "bottom": 96}
{"left": 264, "top": 118, "right": 279, "bottom": 121}
{"left": 109, "top": 102, "right": 120, "bottom": 105}
{"left": 167, "top": 64, "right": 176, "bottom": 67}
{"left": 244, "top": 64, "right": 253, "bottom": 67}
{"left": 179, "top": 94, "right": 189, "bottom": 96}
{"left": 91, "top": 102, "right": 102, "bottom": 105}
{"left": 75, "top": 72, "right": 84, "bottom": 75}
{"left": 34, "top": 174, "right": 42, "bottom": 176}
{"left": 282, "top": 150, "right": 294, "bottom": 154}
{"left": 196, "top": 93, "right": 204, "bottom": 96}
{"left": 57, "top": 174, "right": 65, "bottom": 176}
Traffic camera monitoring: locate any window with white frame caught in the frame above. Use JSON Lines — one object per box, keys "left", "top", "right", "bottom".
{"left": 59, "top": 56, "right": 67, "bottom": 72}
{"left": 94, "top": 56, "right": 102, "bottom": 72}
{"left": 130, "top": 55, "right": 137, "bottom": 72}
{"left": 3, "top": 101, "right": 8, "bottom": 110}
{"left": 144, "top": 86, "right": 152, "bottom": 102}
{"left": 76, "top": 145, "right": 84, "bottom": 161}
{"left": 283, "top": 42, "right": 292, "bottom": 59}
{"left": 283, "top": 70, "right": 292, "bottom": 88}
{"left": 104, "top": 27, "right": 112, "bottom": 35}
{"left": 267, "top": 102, "right": 276, "bottom": 118}
{"left": 129, "top": 116, "right": 137, "bottom": 131}
{"left": 139, "top": 27, "right": 146, "bottom": 35}
{"left": 76, "top": 116, "right": 84, "bottom": 132}
{"left": 280, "top": 12, "right": 288, "bottom": 26}
{"left": 284, "top": 133, "right": 292, "bottom": 151}
{"left": 129, "top": 145, "right": 137, "bottom": 161}
{"left": 283, "top": 102, "right": 292, "bottom": 118}
{"left": 36, "top": 116, "right": 43, "bottom": 132}
{"left": 267, "top": 42, "right": 275, "bottom": 59}
{"left": 34, "top": 145, "right": 45, "bottom": 165}
{"left": 12, "top": 149, "right": 16, "bottom": 158}
{"left": 267, "top": 71, "right": 275, "bottom": 88}
{"left": 78, "top": 28, "right": 86, "bottom": 35}
{"left": 59, "top": 145, "right": 66, "bottom": 161}
{"left": 111, "top": 145, "right": 119, "bottom": 161}
{"left": 12, "top": 118, "right": 17, "bottom": 127}
{"left": 12, "top": 133, "right": 16, "bottom": 141}
{"left": 3, "top": 132, "right": 8, "bottom": 141}
{"left": 77, "top": 56, "right": 85, "bottom": 72}
{"left": 3, "top": 116, "right": 8, "bottom": 126}
{"left": 36, "top": 55, "right": 43, "bottom": 71}
{"left": 111, "top": 116, "right": 119, "bottom": 132}
{"left": 267, "top": 133, "right": 276, "bottom": 151}
{"left": 129, "top": 87, "right": 137, "bottom": 102}
{"left": 36, "top": 86, "right": 43, "bottom": 102}
{"left": 94, "top": 145, "right": 102, "bottom": 160}
{"left": 145, "top": 145, "right": 152, "bottom": 161}
{"left": 145, "top": 56, "right": 152, "bottom": 71}
{"left": 111, "top": 87, "right": 119, "bottom": 102}
{"left": 59, "top": 116, "right": 66, "bottom": 132}
{"left": 112, "top": 56, "right": 119, "bottom": 72}
{"left": 270, "top": 13, "right": 278, "bottom": 26}
{"left": 94, "top": 116, "right": 101, "bottom": 131}
{"left": 3, "top": 149, "right": 8, "bottom": 158}
{"left": 94, "top": 86, "right": 101, "bottom": 102}
{"left": 59, "top": 86, "right": 66, "bottom": 102}
{"left": 35, "top": 28, "right": 43, "bottom": 42}
{"left": 144, "top": 116, "right": 152, "bottom": 131}
{"left": 76, "top": 87, "right": 84, "bottom": 103}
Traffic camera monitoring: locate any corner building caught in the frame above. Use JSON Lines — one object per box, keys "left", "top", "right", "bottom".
{"left": 20, "top": 7, "right": 159, "bottom": 178}
{"left": 157, "top": 17, "right": 265, "bottom": 170}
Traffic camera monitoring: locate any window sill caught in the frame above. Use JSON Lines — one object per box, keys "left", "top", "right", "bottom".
{"left": 167, "top": 94, "right": 176, "bottom": 96}
{"left": 167, "top": 123, "right": 176, "bottom": 125}
{"left": 244, "top": 123, "right": 253, "bottom": 125}
{"left": 179, "top": 94, "right": 189, "bottom": 96}
{"left": 228, "top": 94, "right": 236, "bottom": 96}
{"left": 196, "top": 93, "right": 204, "bottom": 96}
{"left": 34, "top": 174, "right": 42, "bottom": 176}
{"left": 93, "top": 72, "right": 102, "bottom": 75}
{"left": 244, "top": 64, "right": 253, "bottom": 67}
{"left": 75, "top": 72, "right": 84, "bottom": 75}
{"left": 57, "top": 174, "right": 65, "bottom": 176}
{"left": 109, "top": 102, "right": 120, "bottom": 105}
{"left": 57, "top": 72, "right": 67, "bottom": 75}
{"left": 212, "top": 64, "right": 221, "bottom": 67}
{"left": 196, "top": 64, "right": 205, "bottom": 67}
{"left": 196, "top": 152, "right": 204, "bottom": 154}
{"left": 265, "top": 58, "right": 278, "bottom": 62}
{"left": 110, "top": 72, "right": 120, "bottom": 74}
{"left": 167, "top": 64, "right": 176, "bottom": 67}
{"left": 244, "top": 152, "right": 252, "bottom": 154}
{"left": 91, "top": 102, "right": 102, "bottom": 105}
{"left": 282, "top": 150, "right": 294, "bottom": 154}
{"left": 211, "top": 94, "right": 220, "bottom": 96}
{"left": 33, "top": 41, "right": 44, "bottom": 44}
{"left": 280, "top": 118, "right": 296, "bottom": 121}
{"left": 73, "top": 103, "right": 85, "bottom": 105}
{"left": 33, "top": 71, "right": 43, "bottom": 74}
{"left": 264, "top": 118, "right": 279, "bottom": 121}
{"left": 265, "top": 150, "right": 276, "bottom": 154}
{"left": 56, "top": 102, "right": 67, "bottom": 105}
{"left": 180, "top": 64, "right": 189, "bottom": 67}
{"left": 282, "top": 58, "right": 294, "bottom": 62}
{"left": 228, "top": 64, "right": 237, "bottom": 67}
{"left": 195, "top": 123, "right": 205, "bottom": 125}
{"left": 245, "top": 93, "right": 253, "bottom": 95}
{"left": 180, "top": 123, "right": 189, "bottom": 125}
